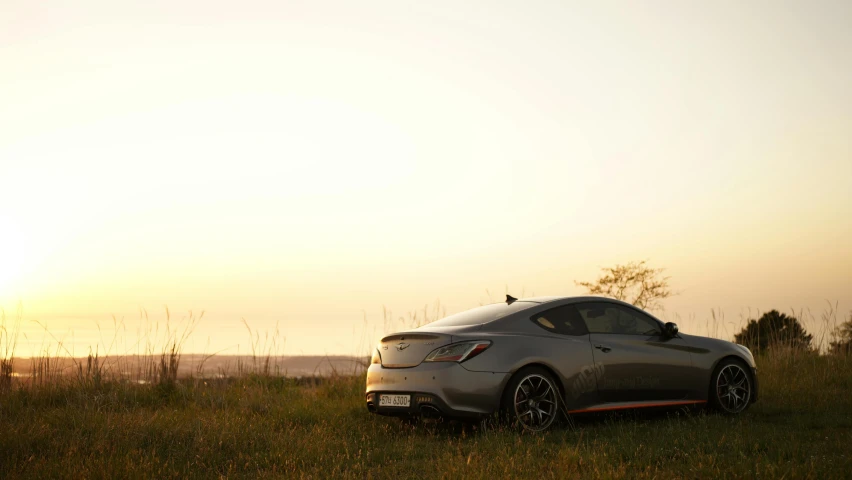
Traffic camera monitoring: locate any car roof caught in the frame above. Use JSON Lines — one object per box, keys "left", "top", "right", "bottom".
{"left": 517, "top": 295, "right": 624, "bottom": 304}
{"left": 509, "top": 296, "right": 665, "bottom": 324}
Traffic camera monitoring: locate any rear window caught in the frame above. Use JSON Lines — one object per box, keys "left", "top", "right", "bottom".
{"left": 530, "top": 305, "right": 589, "bottom": 336}
{"left": 427, "top": 301, "right": 538, "bottom": 327}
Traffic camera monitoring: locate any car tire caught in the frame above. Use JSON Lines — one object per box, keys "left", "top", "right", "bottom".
{"left": 708, "top": 358, "right": 754, "bottom": 414}
{"left": 501, "top": 366, "right": 560, "bottom": 432}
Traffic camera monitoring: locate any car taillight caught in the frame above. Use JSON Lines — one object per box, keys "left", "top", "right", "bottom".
{"left": 371, "top": 348, "right": 382, "bottom": 365}
{"left": 423, "top": 341, "right": 491, "bottom": 363}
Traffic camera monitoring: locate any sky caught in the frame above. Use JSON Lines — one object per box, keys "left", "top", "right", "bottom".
{"left": 1, "top": 1, "right": 851, "bottom": 357}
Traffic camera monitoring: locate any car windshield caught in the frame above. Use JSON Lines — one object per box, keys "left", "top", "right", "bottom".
{"left": 427, "top": 301, "right": 537, "bottom": 327}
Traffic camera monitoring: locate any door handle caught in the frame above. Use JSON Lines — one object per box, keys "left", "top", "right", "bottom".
{"left": 594, "top": 344, "right": 611, "bottom": 353}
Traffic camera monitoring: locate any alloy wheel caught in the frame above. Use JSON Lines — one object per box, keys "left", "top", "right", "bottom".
{"left": 513, "top": 374, "right": 558, "bottom": 431}
{"left": 715, "top": 364, "right": 751, "bottom": 413}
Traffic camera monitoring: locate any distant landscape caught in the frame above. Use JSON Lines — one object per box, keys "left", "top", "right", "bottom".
{"left": 6, "top": 354, "right": 367, "bottom": 380}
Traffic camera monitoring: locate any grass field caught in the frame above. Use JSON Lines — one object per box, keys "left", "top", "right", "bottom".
{"left": 1, "top": 350, "right": 850, "bottom": 479}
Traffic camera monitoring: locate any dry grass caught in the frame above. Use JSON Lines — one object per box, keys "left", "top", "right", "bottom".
{"left": 0, "top": 350, "right": 849, "bottom": 479}
{"left": 0, "top": 301, "right": 850, "bottom": 478}
{"left": 0, "top": 305, "right": 21, "bottom": 392}
{"left": 237, "top": 318, "right": 285, "bottom": 377}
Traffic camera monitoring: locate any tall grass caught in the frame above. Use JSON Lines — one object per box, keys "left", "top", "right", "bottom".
{"left": 2, "top": 300, "right": 849, "bottom": 394}
{"left": 381, "top": 299, "right": 447, "bottom": 334}
{"left": 1, "top": 300, "right": 850, "bottom": 477}
{"left": 151, "top": 308, "right": 201, "bottom": 387}
{"left": 238, "top": 318, "right": 285, "bottom": 377}
{"left": 7, "top": 308, "right": 203, "bottom": 391}
{"left": 1, "top": 349, "right": 850, "bottom": 478}
{"left": 0, "top": 305, "right": 22, "bottom": 391}
{"left": 662, "top": 302, "right": 845, "bottom": 354}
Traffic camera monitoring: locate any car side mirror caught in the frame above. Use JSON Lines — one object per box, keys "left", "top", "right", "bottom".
{"left": 664, "top": 322, "right": 679, "bottom": 338}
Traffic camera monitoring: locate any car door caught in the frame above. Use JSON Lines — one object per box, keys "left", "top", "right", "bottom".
{"left": 575, "top": 302, "right": 695, "bottom": 403}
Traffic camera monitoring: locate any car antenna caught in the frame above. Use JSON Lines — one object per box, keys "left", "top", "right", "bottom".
{"left": 506, "top": 294, "right": 517, "bottom": 305}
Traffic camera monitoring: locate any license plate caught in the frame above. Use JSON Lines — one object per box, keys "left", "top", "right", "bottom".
{"left": 379, "top": 394, "right": 410, "bottom": 407}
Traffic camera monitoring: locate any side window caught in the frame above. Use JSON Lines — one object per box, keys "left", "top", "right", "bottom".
{"left": 530, "top": 305, "right": 589, "bottom": 336}
{"left": 575, "top": 303, "right": 661, "bottom": 336}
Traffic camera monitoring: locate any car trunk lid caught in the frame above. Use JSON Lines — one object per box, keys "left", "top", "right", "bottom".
{"left": 378, "top": 332, "right": 453, "bottom": 368}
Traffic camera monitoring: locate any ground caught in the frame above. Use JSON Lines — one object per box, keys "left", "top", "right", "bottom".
{"left": 1, "top": 353, "right": 850, "bottom": 479}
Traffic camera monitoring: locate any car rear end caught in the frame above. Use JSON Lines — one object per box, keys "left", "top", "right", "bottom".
{"left": 366, "top": 330, "right": 510, "bottom": 419}
{"left": 365, "top": 300, "right": 543, "bottom": 419}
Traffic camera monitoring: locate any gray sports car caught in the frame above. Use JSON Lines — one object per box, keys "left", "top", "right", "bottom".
{"left": 366, "top": 295, "right": 757, "bottom": 431}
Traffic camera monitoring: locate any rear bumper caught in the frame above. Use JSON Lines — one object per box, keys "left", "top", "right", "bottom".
{"left": 365, "top": 362, "right": 510, "bottom": 418}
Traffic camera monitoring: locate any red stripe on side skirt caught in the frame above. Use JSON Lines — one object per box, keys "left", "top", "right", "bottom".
{"left": 567, "top": 400, "right": 707, "bottom": 414}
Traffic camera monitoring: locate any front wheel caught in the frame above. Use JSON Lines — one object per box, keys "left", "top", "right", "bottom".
{"left": 709, "top": 359, "right": 753, "bottom": 414}
{"left": 502, "top": 367, "right": 560, "bottom": 432}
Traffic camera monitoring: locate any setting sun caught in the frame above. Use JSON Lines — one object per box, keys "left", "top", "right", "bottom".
{"left": 2, "top": 1, "right": 852, "bottom": 477}
{"left": 1, "top": 0, "right": 850, "bottom": 357}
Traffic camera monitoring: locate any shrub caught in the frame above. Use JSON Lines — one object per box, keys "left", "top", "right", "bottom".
{"left": 734, "top": 310, "right": 813, "bottom": 354}
{"left": 828, "top": 312, "right": 852, "bottom": 355}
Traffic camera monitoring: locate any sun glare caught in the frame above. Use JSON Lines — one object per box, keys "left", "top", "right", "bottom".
{"left": 0, "top": 0, "right": 850, "bottom": 357}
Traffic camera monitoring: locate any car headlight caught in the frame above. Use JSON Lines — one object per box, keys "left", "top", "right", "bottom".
{"left": 371, "top": 348, "right": 382, "bottom": 365}
{"left": 423, "top": 341, "right": 491, "bottom": 363}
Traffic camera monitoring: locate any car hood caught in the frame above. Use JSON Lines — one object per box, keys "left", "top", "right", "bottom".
{"left": 680, "top": 333, "right": 756, "bottom": 367}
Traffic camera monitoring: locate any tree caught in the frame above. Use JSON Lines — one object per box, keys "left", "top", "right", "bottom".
{"left": 829, "top": 312, "right": 852, "bottom": 355}
{"left": 734, "top": 310, "right": 813, "bottom": 354}
{"left": 575, "top": 260, "right": 673, "bottom": 311}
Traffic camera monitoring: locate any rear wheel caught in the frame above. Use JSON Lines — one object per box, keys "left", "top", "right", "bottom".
{"left": 502, "top": 367, "right": 560, "bottom": 432}
{"left": 709, "top": 358, "right": 753, "bottom": 414}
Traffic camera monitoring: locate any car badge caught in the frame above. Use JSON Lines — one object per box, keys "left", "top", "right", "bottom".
{"left": 396, "top": 342, "right": 410, "bottom": 351}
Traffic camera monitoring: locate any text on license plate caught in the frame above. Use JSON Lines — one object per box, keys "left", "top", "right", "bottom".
{"left": 379, "top": 394, "right": 410, "bottom": 407}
